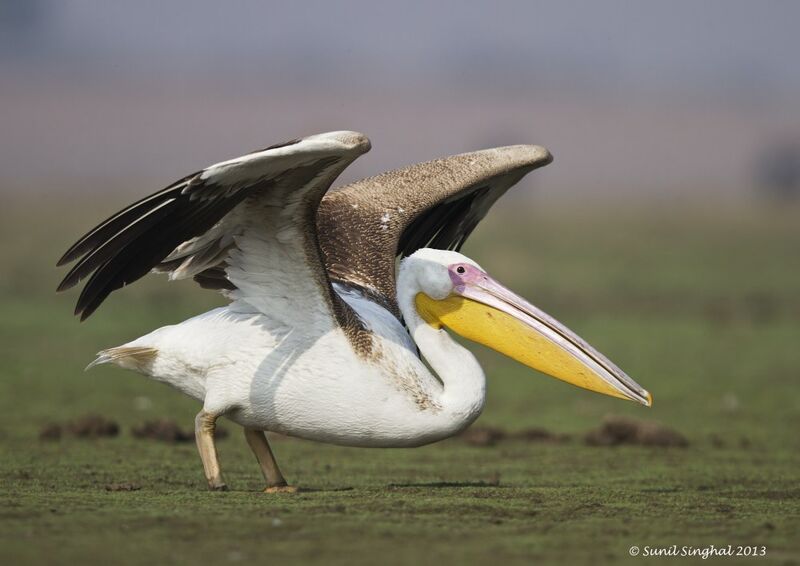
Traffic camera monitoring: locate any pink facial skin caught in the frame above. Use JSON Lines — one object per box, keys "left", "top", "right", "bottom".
{"left": 448, "top": 263, "right": 486, "bottom": 291}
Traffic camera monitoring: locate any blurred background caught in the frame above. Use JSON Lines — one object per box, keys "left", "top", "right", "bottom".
{"left": 2, "top": 0, "right": 800, "bottom": 199}
{"left": 1, "top": 2, "right": 799, "bottom": 563}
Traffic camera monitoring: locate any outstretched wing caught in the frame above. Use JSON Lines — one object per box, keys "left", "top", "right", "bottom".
{"left": 317, "top": 145, "right": 552, "bottom": 316}
{"left": 57, "top": 131, "right": 371, "bottom": 321}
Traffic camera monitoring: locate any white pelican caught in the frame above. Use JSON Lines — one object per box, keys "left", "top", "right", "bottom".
{"left": 57, "top": 131, "right": 651, "bottom": 492}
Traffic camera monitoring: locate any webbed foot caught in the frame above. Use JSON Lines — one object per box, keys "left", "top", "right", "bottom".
{"left": 263, "top": 485, "right": 298, "bottom": 494}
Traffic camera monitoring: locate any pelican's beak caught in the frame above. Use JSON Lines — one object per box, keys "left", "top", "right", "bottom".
{"left": 415, "top": 268, "right": 652, "bottom": 406}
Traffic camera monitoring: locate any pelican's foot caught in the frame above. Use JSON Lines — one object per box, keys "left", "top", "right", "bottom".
{"left": 263, "top": 485, "right": 298, "bottom": 494}
{"left": 208, "top": 481, "right": 229, "bottom": 492}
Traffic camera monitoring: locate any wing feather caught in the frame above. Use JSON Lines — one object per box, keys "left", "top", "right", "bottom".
{"left": 318, "top": 145, "right": 551, "bottom": 317}
{"left": 58, "top": 131, "right": 371, "bottom": 320}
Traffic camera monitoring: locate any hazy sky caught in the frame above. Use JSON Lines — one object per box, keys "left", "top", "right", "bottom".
{"left": 2, "top": 1, "right": 799, "bottom": 197}
{"left": 5, "top": 1, "right": 799, "bottom": 94}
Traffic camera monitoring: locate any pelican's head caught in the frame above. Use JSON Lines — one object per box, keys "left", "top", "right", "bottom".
{"left": 402, "top": 249, "right": 651, "bottom": 406}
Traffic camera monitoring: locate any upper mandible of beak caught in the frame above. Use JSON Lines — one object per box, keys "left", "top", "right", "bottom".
{"left": 416, "top": 269, "right": 652, "bottom": 406}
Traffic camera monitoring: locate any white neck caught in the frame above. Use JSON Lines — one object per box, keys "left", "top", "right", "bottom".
{"left": 396, "top": 265, "right": 486, "bottom": 430}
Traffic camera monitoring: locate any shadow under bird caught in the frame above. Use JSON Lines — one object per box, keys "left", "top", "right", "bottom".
{"left": 57, "top": 131, "right": 651, "bottom": 492}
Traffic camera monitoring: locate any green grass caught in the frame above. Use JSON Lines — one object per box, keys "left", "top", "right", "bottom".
{"left": 1, "top": 196, "right": 799, "bottom": 565}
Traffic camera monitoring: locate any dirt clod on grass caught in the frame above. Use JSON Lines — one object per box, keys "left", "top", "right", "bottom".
{"left": 513, "top": 427, "right": 571, "bottom": 443}
{"left": 460, "top": 426, "right": 571, "bottom": 446}
{"left": 584, "top": 415, "right": 688, "bottom": 447}
{"left": 460, "top": 425, "right": 506, "bottom": 446}
{"left": 132, "top": 419, "right": 193, "bottom": 442}
{"left": 39, "top": 423, "right": 63, "bottom": 441}
{"left": 105, "top": 482, "right": 141, "bottom": 492}
{"left": 40, "top": 415, "right": 120, "bottom": 440}
{"left": 69, "top": 415, "right": 120, "bottom": 437}
{"left": 131, "top": 418, "right": 228, "bottom": 443}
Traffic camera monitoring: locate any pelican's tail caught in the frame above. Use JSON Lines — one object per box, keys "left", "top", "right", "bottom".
{"left": 86, "top": 346, "right": 159, "bottom": 372}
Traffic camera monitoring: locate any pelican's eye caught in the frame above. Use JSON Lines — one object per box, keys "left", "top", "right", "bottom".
{"left": 456, "top": 265, "right": 466, "bottom": 274}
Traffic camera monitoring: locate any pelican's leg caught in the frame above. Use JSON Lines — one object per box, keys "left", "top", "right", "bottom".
{"left": 243, "top": 428, "right": 297, "bottom": 493}
{"left": 195, "top": 410, "right": 227, "bottom": 491}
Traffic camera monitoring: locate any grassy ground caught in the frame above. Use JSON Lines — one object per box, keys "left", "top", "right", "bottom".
{"left": 1, "top": 196, "right": 798, "bottom": 565}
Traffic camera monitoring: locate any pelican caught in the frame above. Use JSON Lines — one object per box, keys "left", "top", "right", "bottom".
{"left": 57, "top": 131, "right": 651, "bottom": 492}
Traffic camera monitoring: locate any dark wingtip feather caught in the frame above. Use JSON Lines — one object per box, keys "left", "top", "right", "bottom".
{"left": 75, "top": 280, "right": 113, "bottom": 321}
{"left": 57, "top": 199, "right": 179, "bottom": 296}
{"left": 57, "top": 264, "right": 92, "bottom": 292}
{"left": 69, "top": 194, "right": 244, "bottom": 319}
{"left": 56, "top": 240, "right": 99, "bottom": 266}
{"left": 54, "top": 174, "right": 195, "bottom": 272}
{"left": 56, "top": 245, "right": 94, "bottom": 267}
{"left": 57, "top": 276, "right": 79, "bottom": 293}
{"left": 56, "top": 253, "right": 74, "bottom": 267}
{"left": 57, "top": 240, "right": 91, "bottom": 267}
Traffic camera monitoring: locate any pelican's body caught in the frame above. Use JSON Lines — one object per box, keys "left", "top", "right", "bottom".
{"left": 125, "top": 281, "right": 481, "bottom": 448}
{"left": 58, "top": 131, "right": 650, "bottom": 490}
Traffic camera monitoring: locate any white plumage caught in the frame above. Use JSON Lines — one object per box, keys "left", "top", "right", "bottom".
{"left": 113, "top": 251, "right": 484, "bottom": 447}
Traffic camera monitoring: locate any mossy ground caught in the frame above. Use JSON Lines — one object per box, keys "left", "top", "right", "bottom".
{"left": 1, "top": 197, "right": 798, "bottom": 565}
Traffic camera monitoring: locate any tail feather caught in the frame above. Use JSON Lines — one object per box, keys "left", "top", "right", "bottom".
{"left": 86, "top": 346, "right": 158, "bottom": 372}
